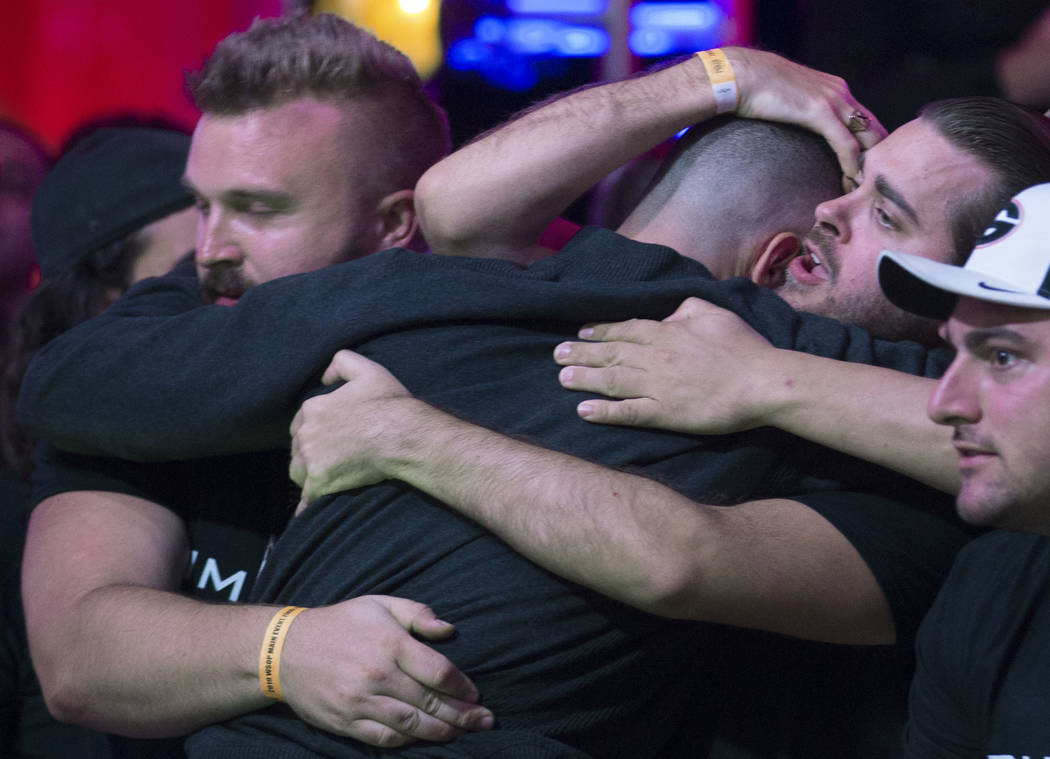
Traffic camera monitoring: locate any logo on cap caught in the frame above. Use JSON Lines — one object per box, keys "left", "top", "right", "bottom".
{"left": 976, "top": 201, "right": 1021, "bottom": 247}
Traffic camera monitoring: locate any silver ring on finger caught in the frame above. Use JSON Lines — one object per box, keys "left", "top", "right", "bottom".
{"left": 846, "top": 109, "right": 870, "bottom": 134}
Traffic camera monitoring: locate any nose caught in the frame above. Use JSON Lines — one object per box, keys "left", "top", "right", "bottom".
{"left": 813, "top": 193, "right": 850, "bottom": 243}
{"left": 195, "top": 208, "right": 244, "bottom": 269}
{"left": 927, "top": 358, "right": 981, "bottom": 427}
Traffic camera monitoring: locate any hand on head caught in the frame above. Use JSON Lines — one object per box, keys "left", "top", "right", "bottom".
{"left": 721, "top": 47, "right": 887, "bottom": 181}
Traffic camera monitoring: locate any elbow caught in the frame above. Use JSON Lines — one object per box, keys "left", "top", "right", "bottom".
{"left": 35, "top": 659, "right": 172, "bottom": 737}
{"left": 35, "top": 664, "right": 95, "bottom": 727}
{"left": 414, "top": 164, "right": 488, "bottom": 258}
{"left": 414, "top": 165, "right": 460, "bottom": 255}
{"left": 626, "top": 559, "right": 707, "bottom": 620}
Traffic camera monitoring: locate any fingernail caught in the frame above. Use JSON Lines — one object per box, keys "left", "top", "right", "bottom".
{"left": 578, "top": 402, "right": 593, "bottom": 418}
{"left": 554, "top": 343, "right": 570, "bottom": 359}
{"left": 477, "top": 711, "right": 495, "bottom": 730}
{"left": 578, "top": 327, "right": 593, "bottom": 338}
{"left": 559, "top": 367, "right": 574, "bottom": 383}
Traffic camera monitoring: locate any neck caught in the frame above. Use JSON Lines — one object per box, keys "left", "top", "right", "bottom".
{"left": 618, "top": 213, "right": 739, "bottom": 279}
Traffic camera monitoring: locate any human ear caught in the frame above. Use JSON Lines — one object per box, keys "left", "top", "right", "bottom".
{"left": 373, "top": 189, "right": 420, "bottom": 250}
{"left": 749, "top": 232, "right": 801, "bottom": 289}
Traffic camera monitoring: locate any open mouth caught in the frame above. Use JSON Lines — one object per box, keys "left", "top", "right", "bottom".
{"left": 201, "top": 285, "right": 243, "bottom": 306}
{"left": 787, "top": 241, "right": 831, "bottom": 285}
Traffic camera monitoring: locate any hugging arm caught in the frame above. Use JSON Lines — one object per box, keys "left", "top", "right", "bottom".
{"left": 415, "top": 47, "right": 884, "bottom": 261}
{"left": 22, "top": 486, "right": 491, "bottom": 743}
{"left": 555, "top": 297, "right": 958, "bottom": 494}
{"left": 291, "top": 351, "right": 895, "bottom": 645}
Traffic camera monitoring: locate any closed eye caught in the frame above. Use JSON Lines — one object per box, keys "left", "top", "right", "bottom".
{"left": 875, "top": 205, "right": 899, "bottom": 231}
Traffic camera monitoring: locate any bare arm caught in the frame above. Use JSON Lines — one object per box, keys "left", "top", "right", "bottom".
{"left": 554, "top": 297, "right": 959, "bottom": 494}
{"left": 291, "top": 351, "right": 894, "bottom": 645}
{"left": 22, "top": 492, "right": 492, "bottom": 743}
{"left": 416, "top": 48, "right": 884, "bottom": 260}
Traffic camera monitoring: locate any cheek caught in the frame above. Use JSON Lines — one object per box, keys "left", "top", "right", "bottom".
{"left": 990, "top": 389, "right": 1050, "bottom": 472}
{"left": 834, "top": 258, "right": 878, "bottom": 299}
{"left": 248, "top": 221, "right": 354, "bottom": 280}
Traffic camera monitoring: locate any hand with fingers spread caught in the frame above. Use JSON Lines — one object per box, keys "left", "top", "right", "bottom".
{"left": 720, "top": 46, "right": 887, "bottom": 181}
{"left": 555, "top": 297, "right": 780, "bottom": 434}
{"left": 290, "top": 349, "right": 423, "bottom": 505}
{"left": 279, "top": 596, "right": 493, "bottom": 746}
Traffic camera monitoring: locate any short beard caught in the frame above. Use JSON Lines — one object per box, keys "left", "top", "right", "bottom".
{"left": 777, "top": 230, "right": 941, "bottom": 346}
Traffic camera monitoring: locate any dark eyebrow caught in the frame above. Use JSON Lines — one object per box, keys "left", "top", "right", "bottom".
{"left": 874, "top": 174, "right": 921, "bottom": 229}
{"left": 962, "top": 326, "right": 1031, "bottom": 353}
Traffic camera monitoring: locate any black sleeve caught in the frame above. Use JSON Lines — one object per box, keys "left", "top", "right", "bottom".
{"left": 17, "top": 230, "right": 950, "bottom": 463}
{"left": 902, "top": 541, "right": 991, "bottom": 758}
{"left": 17, "top": 250, "right": 447, "bottom": 462}
{"left": 790, "top": 490, "right": 976, "bottom": 647}
{"left": 30, "top": 443, "right": 188, "bottom": 513}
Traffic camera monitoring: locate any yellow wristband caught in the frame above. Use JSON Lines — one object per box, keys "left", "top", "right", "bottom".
{"left": 696, "top": 48, "right": 738, "bottom": 114}
{"left": 259, "top": 605, "right": 307, "bottom": 700}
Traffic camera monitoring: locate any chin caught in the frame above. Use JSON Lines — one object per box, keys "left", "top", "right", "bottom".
{"left": 775, "top": 280, "right": 819, "bottom": 312}
{"left": 955, "top": 484, "right": 1018, "bottom": 529}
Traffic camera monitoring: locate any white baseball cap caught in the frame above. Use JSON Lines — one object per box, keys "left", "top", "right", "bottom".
{"left": 879, "top": 182, "right": 1050, "bottom": 319}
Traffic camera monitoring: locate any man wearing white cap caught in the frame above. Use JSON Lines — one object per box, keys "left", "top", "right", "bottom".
{"left": 878, "top": 182, "right": 1050, "bottom": 755}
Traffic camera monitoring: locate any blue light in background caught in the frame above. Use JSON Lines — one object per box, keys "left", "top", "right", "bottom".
{"left": 464, "top": 16, "right": 609, "bottom": 58}
{"left": 556, "top": 26, "right": 608, "bottom": 56}
{"left": 447, "top": 38, "right": 489, "bottom": 68}
{"left": 629, "top": 2, "right": 725, "bottom": 56}
{"left": 475, "top": 16, "right": 506, "bottom": 43}
{"left": 449, "top": 1, "right": 734, "bottom": 89}
{"left": 630, "top": 2, "right": 720, "bottom": 29}
{"left": 507, "top": 19, "right": 559, "bottom": 53}
{"left": 507, "top": 0, "right": 606, "bottom": 14}
{"left": 628, "top": 28, "right": 674, "bottom": 56}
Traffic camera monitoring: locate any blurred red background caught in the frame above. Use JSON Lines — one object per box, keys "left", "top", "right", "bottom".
{"left": 0, "top": 0, "right": 282, "bottom": 153}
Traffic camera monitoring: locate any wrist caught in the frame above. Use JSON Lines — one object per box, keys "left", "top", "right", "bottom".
{"left": 758, "top": 348, "right": 823, "bottom": 431}
{"left": 369, "top": 396, "right": 447, "bottom": 479}
{"left": 259, "top": 606, "right": 308, "bottom": 701}
{"left": 695, "top": 48, "right": 738, "bottom": 114}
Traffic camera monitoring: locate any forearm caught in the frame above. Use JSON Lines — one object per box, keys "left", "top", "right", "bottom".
{"left": 415, "top": 56, "right": 715, "bottom": 259}
{"left": 30, "top": 586, "right": 273, "bottom": 736}
{"left": 22, "top": 493, "right": 272, "bottom": 736}
{"left": 365, "top": 399, "right": 893, "bottom": 644}
{"left": 756, "top": 349, "right": 959, "bottom": 494}
{"left": 19, "top": 267, "right": 336, "bottom": 460}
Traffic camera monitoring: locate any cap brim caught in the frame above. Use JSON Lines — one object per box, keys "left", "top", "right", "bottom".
{"left": 879, "top": 250, "right": 1050, "bottom": 320}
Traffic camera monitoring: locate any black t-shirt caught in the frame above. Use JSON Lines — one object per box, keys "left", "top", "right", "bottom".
{"left": 21, "top": 228, "right": 969, "bottom": 757}
{"left": 2, "top": 466, "right": 114, "bottom": 759}
{"left": 31, "top": 445, "right": 293, "bottom": 602}
{"left": 906, "top": 530, "right": 1050, "bottom": 758}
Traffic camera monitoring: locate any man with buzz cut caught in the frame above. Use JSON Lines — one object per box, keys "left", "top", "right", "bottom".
{"left": 877, "top": 182, "right": 1050, "bottom": 757}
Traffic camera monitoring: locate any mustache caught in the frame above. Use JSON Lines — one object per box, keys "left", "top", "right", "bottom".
{"left": 198, "top": 268, "right": 250, "bottom": 301}
{"left": 952, "top": 426, "right": 995, "bottom": 451}
{"left": 803, "top": 225, "right": 837, "bottom": 278}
